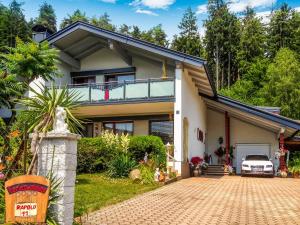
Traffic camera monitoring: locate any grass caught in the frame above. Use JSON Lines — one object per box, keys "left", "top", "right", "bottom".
{"left": 74, "top": 173, "right": 159, "bottom": 218}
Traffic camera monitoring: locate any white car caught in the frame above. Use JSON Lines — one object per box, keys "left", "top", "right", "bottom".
{"left": 241, "top": 154, "right": 274, "bottom": 177}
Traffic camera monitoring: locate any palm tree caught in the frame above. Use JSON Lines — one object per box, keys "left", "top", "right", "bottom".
{"left": 19, "top": 84, "right": 83, "bottom": 174}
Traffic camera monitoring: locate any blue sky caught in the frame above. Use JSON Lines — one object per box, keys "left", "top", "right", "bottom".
{"left": 1, "top": 0, "right": 300, "bottom": 38}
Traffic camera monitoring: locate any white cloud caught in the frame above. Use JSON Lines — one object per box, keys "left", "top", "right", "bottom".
{"left": 130, "top": 0, "right": 175, "bottom": 9}
{"left": 294, "top": 7, "right": 300, "bottom": 12}
{"left": 136, "top": 9, "right": 158, "bottom": 16}
{"left": 100, "top": 0, "right": 116, "bottom": 3}
{"left": 228, "top": 0, "right": 276, "bottom": 13}
{"left": 196, "top": 4, "right": 207, "bottom": 15}
{"left": 256, "top": 10, "right": 271, "bottom": 24}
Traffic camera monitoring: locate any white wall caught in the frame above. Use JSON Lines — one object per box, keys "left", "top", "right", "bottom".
{"left": 206, "top": 108, "right": 279, "bottom": 166}
{"left": 173, "top": 65, "right": 207, "bottom": 174}
{"left": 181, "top": 69, "right": 207, "bottom": 160}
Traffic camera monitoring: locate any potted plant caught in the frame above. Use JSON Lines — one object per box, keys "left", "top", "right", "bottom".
{"left": 288, "top": 153, "right": 300, "bottom": 178}
{"left": 190, "top": 156, "right": 203, "bottom": 177}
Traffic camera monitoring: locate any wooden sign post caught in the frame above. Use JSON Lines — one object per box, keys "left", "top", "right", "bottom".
{"left": 5, "top": 175, "right": 50, "bottom": 224}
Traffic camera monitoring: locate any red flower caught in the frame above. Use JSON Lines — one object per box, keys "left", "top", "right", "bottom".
{"left": 191, "top": 157, "right": 203, "bottom": 165}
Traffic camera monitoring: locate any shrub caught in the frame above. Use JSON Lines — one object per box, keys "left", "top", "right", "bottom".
{"left": 77, "top": 131, "right": 130, "bottom": 173}
{"left": 129, "top": 136, "right": 166, "bottom": 169}
{"left": 139, "top": 164, "right": 155, "bottom": 184}
{"left": 107, "top": 153, "right": 136, "bottom": 178}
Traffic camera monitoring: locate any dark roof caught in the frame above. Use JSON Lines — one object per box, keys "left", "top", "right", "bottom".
{"left": 45, "top": 21, "right": 216, "bottom": 96}
{"left": 216, "top": 95, "right": 300, "bottom": 130}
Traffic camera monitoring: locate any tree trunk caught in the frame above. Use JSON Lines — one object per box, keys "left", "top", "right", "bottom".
{"left": 216, "top": 44, "right": 219, "bottom": 91}
{"left": 221, "top": 67, "right": 224, "bottom": 89}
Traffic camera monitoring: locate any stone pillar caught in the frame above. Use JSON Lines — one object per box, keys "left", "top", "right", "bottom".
{"left": 37, "top": 133, "right": 81, "bottom": 225}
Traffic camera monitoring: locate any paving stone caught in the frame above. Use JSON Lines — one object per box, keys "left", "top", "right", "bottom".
{"left": 80, "top": 176, "right": 300, "bottom": 225}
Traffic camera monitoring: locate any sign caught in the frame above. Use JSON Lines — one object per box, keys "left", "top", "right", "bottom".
{"left": 5, "top": 175, "right": 50, "bottom": 223}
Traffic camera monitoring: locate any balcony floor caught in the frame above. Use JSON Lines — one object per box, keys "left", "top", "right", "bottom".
{"left": 73, "top": 101, "right": 174, "bottom": 118}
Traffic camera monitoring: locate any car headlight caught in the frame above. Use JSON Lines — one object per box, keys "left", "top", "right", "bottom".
{"left": 266, "top": 165, "right": 273, "bottom": 168}
{"left": 242, "top": 164, "right": 249, "bottom": 167}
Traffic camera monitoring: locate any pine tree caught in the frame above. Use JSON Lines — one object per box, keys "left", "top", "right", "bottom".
{"left": 1, "top": 0, "right": 31, "bottom": 48}
{"left": 267, "top": 3, "right": 299, "bottom": 58}
{"left": 171, "top": 7, "right": 205, "bottom": 57}
{"left": 90, "top": 13, "right": 116, "bottom": 31}
{"left": 141, "top": 24, "right": 168, "bottom": 47}
{"left": 60, "top": 9, "right": 89, "bottom": 29}
{"left": 34, "top": 2, "right": 57, "bottom": 33}
{"left": 238, "top": 7, "right": 266, "bottom": 77}
{"left": 205, "top": 0, "right": 240, "bottom": 90}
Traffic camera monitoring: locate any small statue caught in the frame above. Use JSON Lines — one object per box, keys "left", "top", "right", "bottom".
{"left": 274, "top": 151, "right": 281, "bottom": 176}
{"left": 144, "top": 152, "right": 148, "bottom": 163}
{"left": 51, "top": 106, "right": 70, "bottom": 133}
{"left": 154, "top": 168, "right": 160, "bottom": 182}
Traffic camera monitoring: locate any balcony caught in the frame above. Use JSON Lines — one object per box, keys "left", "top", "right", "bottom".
{"left": 65, "top": 78, "right": 175, "bottom": 104}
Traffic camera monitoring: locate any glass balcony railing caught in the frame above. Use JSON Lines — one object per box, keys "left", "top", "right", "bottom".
{"left": 65, "top": 78, "right": 175, "bottom": 104}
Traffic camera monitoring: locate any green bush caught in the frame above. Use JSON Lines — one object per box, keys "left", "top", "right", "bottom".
{"left": 107, "top": 153, "right": 136, "bottom": 178}
{"left": 129, "top": 136, "right": 166, "bottom": 169}
{"left": 77, "top": 131, "right": 130, "bottom": 173}
{"left": 139, "top": 164, "right": 155, "bottom": 184}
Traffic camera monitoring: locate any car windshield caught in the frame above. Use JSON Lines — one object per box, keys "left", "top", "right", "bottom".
{"left": 245, "top": 155, "right": 269, "bottom": 161}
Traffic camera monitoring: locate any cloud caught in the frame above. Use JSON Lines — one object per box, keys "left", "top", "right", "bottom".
{"left": 295, "top": 7, "right": 300, "bottom": 12}
{"left": 130, "top": 0, "right": 175, "bottom": 9}
{"left": 196, "top": 4, "right": 207, "bottom": 15}
{"left": 100, "top": 0, "right": 116, "bottom": 3}
{"left": 256, "top": 10, "right": 271, "bottom": 24}
{"left": 136, "top": 9, "right": 158, "bottom": 16}
{"left": 228, "top": 0, "right": 276, "bottom": 13}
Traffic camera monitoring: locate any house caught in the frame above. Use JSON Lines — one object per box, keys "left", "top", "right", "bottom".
{"left": 31, "top": 21, "right": 300, "bottom": 175}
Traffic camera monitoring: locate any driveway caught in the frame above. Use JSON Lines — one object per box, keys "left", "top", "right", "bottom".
{"left": 81, "top": 176, "right": 300, "bottom": 225}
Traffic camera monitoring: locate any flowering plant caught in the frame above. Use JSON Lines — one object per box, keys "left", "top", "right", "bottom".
{"left": 190, "top": 156, "right": 203, "bottom": 166}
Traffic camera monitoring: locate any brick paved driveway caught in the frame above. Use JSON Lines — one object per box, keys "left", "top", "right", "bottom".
{"left": 81, "top": 176, "right": 300, "bottom": 225}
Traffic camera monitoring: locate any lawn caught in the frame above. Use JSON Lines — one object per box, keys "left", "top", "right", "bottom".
{"left": 74, "top": 173, "right": 159, "bottom": 217}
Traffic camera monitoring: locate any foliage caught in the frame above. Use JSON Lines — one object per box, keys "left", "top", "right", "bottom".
{"left": 0, "top": 72, "right": 23, "bottom": 108}
{"left": 107, "top": 153, "right": 136, "bottom": 178}
{"left": 262, "top": 48, "right": 300, "bottom": 119}
{"left": 172, "top": 7, "right": 205, "bottom": 57}
{"left": 1, "top": 38, "right": 60, "bottom": 85}
{"left": 0, "top": 181, "right": 4, "bottom": 224}
{"left": 90, "top": 13, "right": 116, "bottom": 31}
{"left": 60, "top": 9, "right": 89, "bottom": 29}
{"left": 34, "top": 2, "right": 57, "bottom": 33}
{"left": 74, "top": 173, "right": 158, "bottom": 218}
{"left": 138, "top": 163, "right": 155, "bottom": 184}
{"left": 129, "top": 136, "right": 166, "bottom": 169}
{"left": 19, "top": 85, "right": 83, "bottom": 134}
{"left": 205, "top": 0, "right": 240, "bottom": 90}
{"left": 0, "top": 0, "right": 31, "bottom": 49}
{"left": 77, "top": 131, "right": 130, "bottom": 173}
{"left": 267, "top": 4, "right": 300, "bottom": 58}
{"left": 288, "top": 152, "right": 300, "bottom": 176}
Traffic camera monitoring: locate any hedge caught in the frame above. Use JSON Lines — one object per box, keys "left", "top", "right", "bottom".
{"left": 77, "top": 135, "right": 166, "bottom": 173}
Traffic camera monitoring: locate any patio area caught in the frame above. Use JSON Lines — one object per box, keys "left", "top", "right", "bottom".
{"left": 80, "top": 176, "right": 300, "bottom": 225}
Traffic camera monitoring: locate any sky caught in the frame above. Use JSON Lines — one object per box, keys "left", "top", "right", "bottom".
{"left": 0, "top": 0, "right": 300, "bottom": 39}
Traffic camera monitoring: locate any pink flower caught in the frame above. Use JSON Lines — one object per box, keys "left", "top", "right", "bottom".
{"left": 0, "top": 172, "right": 5, "bottom": 180}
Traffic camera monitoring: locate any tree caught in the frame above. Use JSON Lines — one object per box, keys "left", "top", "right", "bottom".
{"left": 262, "top": 48, "right": 300, "bottom": 119}
{"left": 131, "top": 26, "right": 142, "bottom": 39}
{"left": 119, "top": 24, "right": 131, "bottom": 35}
{"left": 238, "top": 7, "right": 266, "bottom": 77}
{"left": 60, "top": 9, "right": 89, "bottom": 29}
{"left": 90, "top": 13, "right": 116, "bottom": 31}
{"left": 0, "top": 0, "right": 31, "bottom": 48}
{"left": 172, "top": 7, "right": 205, "bottom": 57}
{"left": 141, "top": 24, "right": 168, "bottom": 47}
{"left": 267, "top": 4, "right": 300, "bottom": 58}
{"left": 20, "top": 85, "right": 83, "bottom": 174}
{"left": 34, "top": 2, "right": 57, "bottom": 33}
{"left": 204, "top": 0, "right": 240, "bottom": 90}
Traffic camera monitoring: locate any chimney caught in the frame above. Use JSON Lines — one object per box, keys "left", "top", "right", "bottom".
{"left": 32, "top": 24, "right": 54, "bottom": 42}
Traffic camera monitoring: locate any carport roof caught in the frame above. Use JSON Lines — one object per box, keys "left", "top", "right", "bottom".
{"left": 204, "top": 95, "right": 300, "bottom": 135}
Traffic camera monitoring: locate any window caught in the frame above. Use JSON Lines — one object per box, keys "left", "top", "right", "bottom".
{"left": 82, "top": 123, "right": 94, "bottom": 137}
{"left": 150, "top": 120, "right": 174, "bottom": 144}
{"left": 103, "top": 122, "right": 133, "bottom": 135}
{"left": 73, "top": 76, "right": 95, "bottom": 85}
{"left": 105, "top": 74, "right": 135, "bottom": 83}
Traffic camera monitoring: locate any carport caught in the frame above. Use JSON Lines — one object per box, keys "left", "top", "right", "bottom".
{"left": 204, "top": 95, "right": 300, "bottom": 173}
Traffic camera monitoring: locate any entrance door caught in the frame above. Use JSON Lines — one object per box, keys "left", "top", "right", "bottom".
{"left": 236, "top": 144, "right": 271, "bottom": 174}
